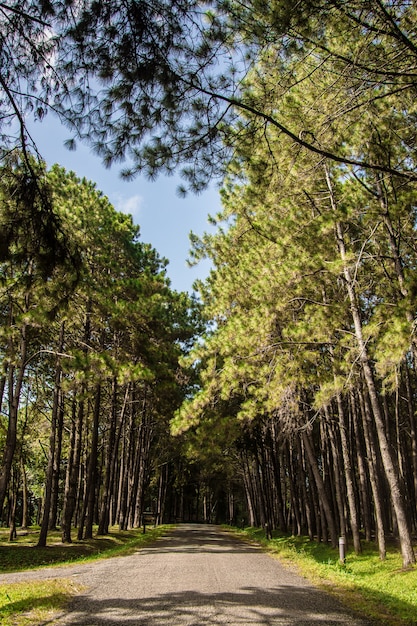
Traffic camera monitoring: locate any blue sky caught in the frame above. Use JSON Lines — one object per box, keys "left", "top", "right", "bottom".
{"left": 29, "top": 116, "right": 220, "bottom": 293}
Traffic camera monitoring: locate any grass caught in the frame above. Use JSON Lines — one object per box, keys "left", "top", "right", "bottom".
{"left": 227, "top": 526, "right": 417, "bottom": 626}
{"left": 0, "top": 578, "right": 84, "bottom": 626}
{"left": 0, "top": 524, "right": 173, "bottom": 625}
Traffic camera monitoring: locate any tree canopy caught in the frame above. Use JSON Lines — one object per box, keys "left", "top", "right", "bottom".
{"left": 0, "top": 162, "right": 202, "bottom": 540}
{"left": 2, "top": 1, "right": 417, "bottom": 190}
{"left": 173, "top": 8, "right": 417, "bottom": 566}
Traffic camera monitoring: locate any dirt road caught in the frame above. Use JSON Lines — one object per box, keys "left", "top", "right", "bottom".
{"left": 3, "top": 524, "right": 373, "bottom": 625}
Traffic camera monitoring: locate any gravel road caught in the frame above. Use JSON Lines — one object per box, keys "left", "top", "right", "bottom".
{"left": 2, "top": 524, "right": 373, "bottom": 625}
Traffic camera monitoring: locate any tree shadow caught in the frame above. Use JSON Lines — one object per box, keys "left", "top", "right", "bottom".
{"left": 139, "top": 526, "right": 260, "bottom": 555}
{"left": 54, "top": 584, "right": 376, "bottom": 625}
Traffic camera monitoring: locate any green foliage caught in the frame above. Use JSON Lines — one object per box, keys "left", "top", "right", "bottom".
{"left": 0, "top": 162, "right": 202, "bottom": 527}
{"left": 177, "top": 0, "right": 417, "bottom": 431}
{"left": 3, "top": 1, "right": 417, "bottom": 192}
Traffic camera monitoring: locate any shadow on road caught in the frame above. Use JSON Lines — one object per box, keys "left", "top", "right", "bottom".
{"left": 139, "top": 525, "right": 260, "bottom": 555}
{"left": 54, "top": 584, "right": 371, "bottom": 625}
{"left": 35, "top": 526, "right": 375, "bottom": 625}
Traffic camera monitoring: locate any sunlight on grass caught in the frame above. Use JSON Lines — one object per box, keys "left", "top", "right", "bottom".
{"left": 228, "top": 527, "right": 417, "bottom": 626}
{"left": 0, "top": 578, "right": 83, "bottom": 626}
{"left": 0, "top": 524, "right": 173, "bottom": 573}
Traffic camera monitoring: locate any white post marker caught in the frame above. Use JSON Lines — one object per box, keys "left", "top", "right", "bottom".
{"left": 339, "top": 536, "right": 346, "bottom": 564}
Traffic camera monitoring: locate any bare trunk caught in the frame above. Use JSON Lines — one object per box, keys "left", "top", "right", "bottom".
{"left": 38, "top": 323, "right": 65, "bottom": 547}
{"left": 61, "top": 398, "right": 84, "bottom": 543}
{"left": 0, "top": 324, "right": 27, "bottom": 515}
{"left": 325, "top": 165, "right": 415, "bottom": 567}
{"left": 97, "top": 378, "right": 120, "bottom": 535}
{"left": 20, "top": 457, "right": 29, "bottom": 529}
{"left": 350, "top": 392, "right": 373, "bottom": 542}
{"left": 336, "top": 394, "right": 362, "bottom": 554}
{"left": 302, "top": 429, "right": 338, "bottom": 548}
{"left": 79, "top": 384, "right": 101, "bottom": 539}
{"left": 50, "top": 396, "right": 64, "bottom": 530}
{"left": 324, "top": 408, "right": 347, "bottom": 541}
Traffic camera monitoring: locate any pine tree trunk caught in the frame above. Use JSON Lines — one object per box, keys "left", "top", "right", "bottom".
{"left": 286, "top": 443, "right": 302, "bottom": 535}
{"left": 20, "top": 458, "right": 29, "bottom": 530}
{"left": 403, "top": 365, "right": 417, "bottom": 531}
{"left": 0, "top": 322, "right": 28, "bottom": 515}
{"left": 297, "top": 437, "right": 314, "bottom": 540}
{"left": 350, "top": 392, "right": 373, "bottom": 542}
{"left": 133, "top": 421, "right": 153, "bottom": 528}
{"left": 97, "top": 377, "right": 120, "bottom": 535}
{"left": 358, "top": 386, "right": 387, "bottom": 558}
{"left": 80, "top": 384, "right": 101, "bottom": 540}
{"left": 300, "top": 437, "right": 318, "bottom": 540}
{"left": 38, "top": 323, "right": 65, "bottom": 547}
{"left": 49, "top": 396, "right": 64, "bottom": 530}
{"left": 156, "top": 463, "right": 168, "bottom": 525}
{"left": 324, "top": 408, "right": 347, "bottom": 541}
{"left": 61, "top": 398, "right": 84, "bottom": 543}
{"left": 269, "top": 421, "right": 287, "bottom": 532}
{"left": 302, "top": 429, "right": 338, "bottom": 548}
{"left": 241, "top": 452, "right": 256, "bottom": 526}
{"left": 336, "top": 394, "right": 362, "bottom": 554}
{"left": 49, "top": 323, "right": 66, "bottom": 532}
{"left": 325, "top": 166, "right": 416, "bottom": 567}
{"left": 118, "top": 425, "right": 130, "bottom": 531}
{"left": 8, "top": 473, "right": 17, "bottom": 541}
{"left": 0, "top": 367, "right": 6, "bottom": 419}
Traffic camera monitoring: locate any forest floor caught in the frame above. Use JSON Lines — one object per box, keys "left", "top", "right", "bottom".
{"left": 1, "top": 524, "right": 379, "bottom": 626}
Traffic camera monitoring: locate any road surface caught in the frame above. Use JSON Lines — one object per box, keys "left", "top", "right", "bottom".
{"left": 3, "top": 524, "right": 373, "bottom": 625}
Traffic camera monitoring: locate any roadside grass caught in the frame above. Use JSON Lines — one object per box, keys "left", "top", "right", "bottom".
{"left": 0, "top": 578, "right": 84, "bottom": 626}
{"left": 0, "top": 524, "right": 173, "bottom": 625}
{"left": 0, "top": 524, "right": 173, "bottom": 572}
{"left": 228, "top": 526, "right": 417, "bottom": 626}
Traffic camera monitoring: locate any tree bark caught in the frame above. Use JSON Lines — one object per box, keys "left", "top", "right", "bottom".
{"left": 336, "top": 393, "right": 362, "bottom": 554}
{"left": 350, "top": 392, "right": 372, "bottom": 542}
{"left": 61, "top": 397, "right": 84, "bottom": 543}
{"left": 302, "top": 429, "right": 338, "bottom": 548}
{"left": 20, "top": 457, "right": 29, "bottom": 530}
{"left": 97, "top": 377, "right": 119, "bottom": 535}
{"left": 0, "top": 323, "right": 28, "bottom": 516}
{"left": 325, "top": 165, "right": 415, "bottom": 567}
{"left": 38, "top": 322, "right": 65, "bottom": 547}
{"left": 78, "top": 383, "right": 101, "bottom": 539}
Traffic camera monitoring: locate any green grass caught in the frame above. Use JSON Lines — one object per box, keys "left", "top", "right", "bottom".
{"left": 227, "top": 526, "right": 417, "bottom": 626}
{"left": 0, "top": 524, "right": 173, "bottom": 625}
{"left": 0, "top": 524, "right": 173, "bottom": 572}
{"left": 0, "top": 578, "right": 84, "bottom": 626}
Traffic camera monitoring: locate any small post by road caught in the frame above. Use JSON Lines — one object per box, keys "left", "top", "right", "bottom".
{"left": 265, "top": 522, "right": 272, "bottom": 540}
{"left": 142, "top": 511, "right": 156, "bottom": 534}
{"left": 339, "top": 536, "right": 346, "bottom": 564}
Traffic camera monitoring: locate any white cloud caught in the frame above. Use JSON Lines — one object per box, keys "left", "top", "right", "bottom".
{"left": 114, "top": 194, "right": 144, "bottom": 222}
